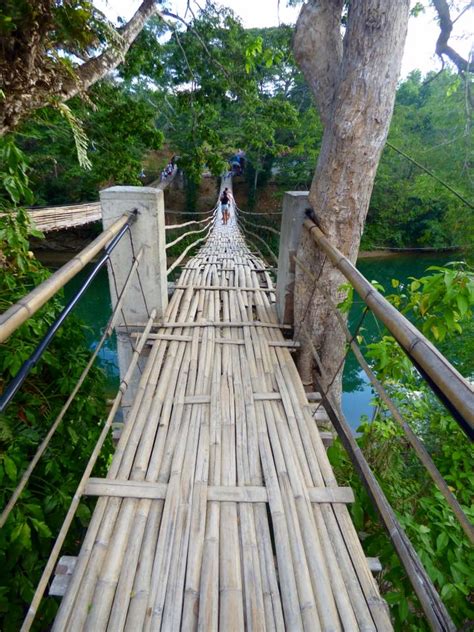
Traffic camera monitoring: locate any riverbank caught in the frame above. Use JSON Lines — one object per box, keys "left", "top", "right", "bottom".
{"left": 358, "top": 247, "right": 462, "bottom": 259}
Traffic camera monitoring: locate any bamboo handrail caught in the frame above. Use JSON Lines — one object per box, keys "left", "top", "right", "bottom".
{"left": 238, "top": 214, "right": 280, "bottom": 236}
{"left": 0, "top": 247, "right": 145, "bottom": 529}
{"left": 293, "top": 254, "right": 474, "bottom": 544}
{"left": 165, "top": 217, "right": 214, "bottom": 249}
{"left": 166, "top": 219, "right": 216, "bottom": 276}
{"left": 165, "top": 214, "right": 214, "bottom": 231}
{"left": 237, "top": 220, "right": 278, "bottom": 265}
{"left": 303, "top": 219, "right": 474, "bottom": 438}
{"left": 21, "top": 309, "right": 157, "bottom": 632}
{"left": 301, "top": 323, "right": 456, "bottom": 632}
{"left": 0, "top": 211, "right": 136, "bottom": 344}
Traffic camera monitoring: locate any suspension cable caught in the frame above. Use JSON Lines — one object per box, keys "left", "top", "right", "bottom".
{"left": 0, "top": 248, "right": 145, "bottom": 529}
{"left": 0, "top": 211, "right": 136, "bottom": 344}
{"left": 165, "top": 217, "right": 215, "bottom": 250}
{"left": 386, "top": 141, "right": 473, "bottom": 209}
{"left": 21, "top": 310, "right": 156, "bottom": 632}
{"left": 295, "top": 253, "right": 474, "bottom": 544}
{"left": 166, "top": 218, "right": 216, "bottom": 277}
{"left": 0, "top": 217, "right": 137, "bottom": 413}
{"left": 236, "top": 218, "right": 278, "bottom": 265}
{"left": 238, "top": 214, "right": 281, "bottom": 236}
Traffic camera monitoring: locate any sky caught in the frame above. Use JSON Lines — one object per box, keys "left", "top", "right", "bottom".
{"left": 96, "top": 0, "right": 473, "bottom": 78}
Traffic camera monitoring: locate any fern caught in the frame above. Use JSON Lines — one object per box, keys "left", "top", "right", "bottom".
{"left": 54, "top": 102, "right": 92, "bottom": 170}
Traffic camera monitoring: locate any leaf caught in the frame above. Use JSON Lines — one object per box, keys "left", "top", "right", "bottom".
{"left": 391, "top": 278, "right": 400, "bottom": 288}
{"left": 3, "top": 454, "right": 17, "bottom": 481}
{"left": 54, "top": 102, "right": 92, "bottom": 170}
{"left": 398, "top": 598, "right": 409, "bottom": 622}
{"left": 436, "top": 531, "right": 449, "bottom": 553}
{"left": 11, "top": 522, "right": 32, "bottom": 550}
{"left": 30, "top": 518, "right": 52, "bottom": 539}
{"left": 456, "top": 294, "right": 469, "bottom": 317}
{"left": 351, "top": 501, "right": 364, "bottom": 530}
{"left": 3, "top": 175, "right": 20, "bottom": 203}
{"left": 76, "top": 503, "right": 91, "bottom": 526}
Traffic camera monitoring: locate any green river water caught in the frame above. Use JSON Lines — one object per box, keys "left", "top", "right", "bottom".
{"left": 62, "top": 252, "right": 470, "bottom": 432}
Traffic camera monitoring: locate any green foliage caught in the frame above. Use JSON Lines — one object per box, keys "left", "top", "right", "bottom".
{"left": 364, "top": 70, "right": 473, "bottom": 250}
{"left": 329, "top": 264, "right": 474, "bottom": 629}
{"left": 0, "top": 138, "right": 111, "bottom": 630}
{"left": 16, "top": 82, "right": 163, "bottom": 205}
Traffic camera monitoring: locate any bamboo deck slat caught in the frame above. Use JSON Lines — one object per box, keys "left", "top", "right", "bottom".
{"left": 52, "top": 199, "right": 392, "bottom": 631}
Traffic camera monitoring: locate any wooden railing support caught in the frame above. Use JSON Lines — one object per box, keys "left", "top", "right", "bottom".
{"left": 100, "top": 186, "right": 167, "bottom": 408}
{"left": 276, "top": 191, "right": 309, "bottom": 325}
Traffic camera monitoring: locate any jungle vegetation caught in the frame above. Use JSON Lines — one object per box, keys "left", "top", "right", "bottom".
{"left": 0, "top": 1, "right": 472, "bottom": 630}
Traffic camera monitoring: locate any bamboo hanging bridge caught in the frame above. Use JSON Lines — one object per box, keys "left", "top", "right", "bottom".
{"left": 49, "top": 209, "right": 392, "bottom": 631}
{"left": 1, "top": 178, "right": 472, "bottom": 632}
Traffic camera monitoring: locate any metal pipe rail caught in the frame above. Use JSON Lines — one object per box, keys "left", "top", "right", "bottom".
{"left": 0, "top": 214, "right": 138, "bottom": 412}
{"left": 0, "top": 211, "right": 137, "bottom": 344}
{"left": 21, "top": 310, "right": 157, "bottom": 632}
{"left": 303, "top": 219, "right": 474, "bottom": 440}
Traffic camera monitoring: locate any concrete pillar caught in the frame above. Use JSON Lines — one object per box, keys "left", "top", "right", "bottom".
{"left": 276, "top": 191, "right": 309, "bottom": 325}
{"left": 100, "top": 186, "right": 167, "bottom": 409}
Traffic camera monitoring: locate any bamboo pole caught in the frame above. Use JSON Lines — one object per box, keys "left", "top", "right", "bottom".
{"left": 165, "top": 216, "right": 215, "bottom": 250}
{"left": 0, "top": 247, "right": 144, "bottom": 528}
{"left": 21, "top": 309, "right": 156, "bottom": 632}
{"left": 300, "top": 321, "right": 456, "bottom": 632}
{"left": 303, "top": 219, "right": 474, "bottom": 437}
{"left": 294, "top": 254, "right": 474, "bottom": 545}
{"left": 0, "top": 212, "right": 135, "bottom": 343}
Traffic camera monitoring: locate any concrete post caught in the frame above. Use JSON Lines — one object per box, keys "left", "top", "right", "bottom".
{"left": 100, "top": 186, "right": 167, "bottom": 410}
{"left": 276, "top": 191, "right": 309, "bottom": 325}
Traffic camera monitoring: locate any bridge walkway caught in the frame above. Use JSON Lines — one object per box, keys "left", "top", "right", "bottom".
{"left": 53, "top": 215, "right": 392, "bottom": 631}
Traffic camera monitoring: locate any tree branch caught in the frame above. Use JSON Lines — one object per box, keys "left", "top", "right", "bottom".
{"left": 60, "top": 0, "right": 164, "bottom": 100}
{"left": 432, "top": 0, "right": 473, "bottom": 74}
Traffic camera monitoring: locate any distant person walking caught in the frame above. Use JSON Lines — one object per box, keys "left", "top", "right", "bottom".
{"left": 220, "top": 187, "right": 233, "bottom": 225}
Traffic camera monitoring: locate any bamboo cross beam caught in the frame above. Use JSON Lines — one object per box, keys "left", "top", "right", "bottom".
{"left": 83, "top": 478, "right": 355, "bottom": 504}
{"left": 121, "top": 320, "right": 292, "bottom": 330}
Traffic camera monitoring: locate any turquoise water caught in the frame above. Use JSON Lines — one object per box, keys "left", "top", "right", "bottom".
{"left": 63, "top": 266, "right": 119, "bottom": 393}
{"left": 62, "top": 253, "right": 468, "bottom": 431}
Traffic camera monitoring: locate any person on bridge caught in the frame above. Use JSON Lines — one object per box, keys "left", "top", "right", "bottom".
{"left": 220, "top": 188, "right": 233, "bottom": 225}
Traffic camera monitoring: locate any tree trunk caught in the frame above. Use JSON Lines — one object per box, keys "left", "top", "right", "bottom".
{"left": 293, "top": 0, "right": 410, "bottom": 408}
